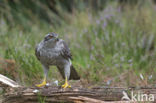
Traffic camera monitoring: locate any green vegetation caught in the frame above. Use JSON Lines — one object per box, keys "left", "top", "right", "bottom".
{"left": 0, "top": 0, "right": 155, "bottom": 87}
{"left": 37, "top": 93, "right": 46, "bottom": 103}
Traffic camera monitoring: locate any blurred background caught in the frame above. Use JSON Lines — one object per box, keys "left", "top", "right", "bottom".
{"left": 0, "top": 0, "right": 156, "bottom": 87}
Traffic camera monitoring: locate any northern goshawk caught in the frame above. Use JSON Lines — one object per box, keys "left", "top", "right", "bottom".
{"left": 35, "top": 32, "right": 80, "bottom": 88}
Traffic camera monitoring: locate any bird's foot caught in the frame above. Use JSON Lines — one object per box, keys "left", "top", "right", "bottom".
{"left": 36, "top": 80, "right": 46, "bottom": 87}
{"left": 62, "top": 82, "right": 71, "bottom": 89}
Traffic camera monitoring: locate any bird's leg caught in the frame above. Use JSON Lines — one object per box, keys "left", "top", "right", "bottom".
{"left": 62, "top": 64, "right": 71, "bottom": 88}
{"left": 36, "top": 65, "right": 49, "bottom": 87}
{"left": 62, "top": 76, "right": 71, "bottom": 88}
{"left": 36, "top": 77, "right": 46, "bottom": 87}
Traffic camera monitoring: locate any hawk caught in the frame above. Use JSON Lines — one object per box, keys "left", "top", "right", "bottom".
{"left": 35, "top": 32, "right": 80, "bottom": 88}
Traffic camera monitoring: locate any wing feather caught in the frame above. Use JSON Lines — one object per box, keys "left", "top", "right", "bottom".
{"left": 60, "top": 41, "right": 72, "bottom": 60}
{"left": 35, "top": 46, "right": 40, "bottom": 61}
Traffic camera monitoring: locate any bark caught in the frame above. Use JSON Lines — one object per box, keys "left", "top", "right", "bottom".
{"left": 0, "top": 74, "right": 156, "bottom": 103}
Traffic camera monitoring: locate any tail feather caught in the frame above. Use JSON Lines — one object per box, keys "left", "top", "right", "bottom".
{"left": 69, "top": 65, "right": 80, "bottom": 80}
{"left": 57, "top": 65, "right": 80, "bottom": 80}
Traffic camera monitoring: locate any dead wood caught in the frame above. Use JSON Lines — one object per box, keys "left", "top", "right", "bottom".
{"left": 0, "top": 74, "right": 156, "bottom": 103}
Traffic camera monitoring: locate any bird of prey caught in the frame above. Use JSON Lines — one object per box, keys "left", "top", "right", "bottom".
{"left": 35, "top": 32, "right": 80, "bottom": 88}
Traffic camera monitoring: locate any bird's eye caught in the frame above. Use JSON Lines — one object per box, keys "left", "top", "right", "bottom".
{"left": 49, "top": 35, "right": 53, "bottom": 38}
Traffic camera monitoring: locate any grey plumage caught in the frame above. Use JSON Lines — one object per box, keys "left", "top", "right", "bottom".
{"left": 35, "top": 32, "right": 80, "bottom": 80}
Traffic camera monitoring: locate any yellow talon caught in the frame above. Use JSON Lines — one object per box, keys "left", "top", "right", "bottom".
{"left": 62, "top": 77, "right": 71, "bottom": 88}
{"left": 36, "top": 77, "right": 46, "bottom": 87}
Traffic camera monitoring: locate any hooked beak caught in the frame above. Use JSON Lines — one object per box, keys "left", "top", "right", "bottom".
{"left": 44, "top": 37, "right": 49, "bottom": 41}
{"left": 55, "top": 38, "right": 59, "bottom": 41}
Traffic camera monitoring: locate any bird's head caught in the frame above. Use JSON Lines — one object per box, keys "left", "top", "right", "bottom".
{"left": 44, "top": 32, "right": 59, "bottom": 43}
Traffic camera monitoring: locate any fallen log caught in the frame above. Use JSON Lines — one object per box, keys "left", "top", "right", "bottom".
{"left": 0, "top": 74, "right": 20, "bottom": 88}
{"left": 0, "top": 74, "right": 156, "bottom": 103}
